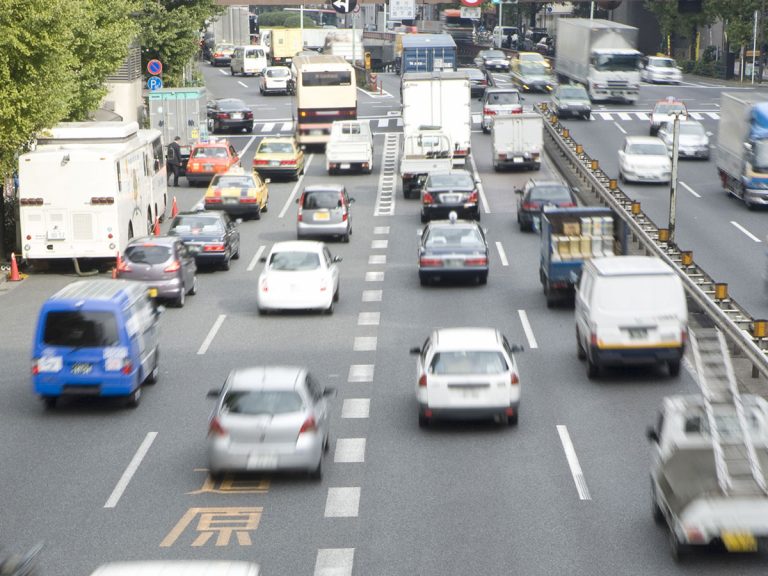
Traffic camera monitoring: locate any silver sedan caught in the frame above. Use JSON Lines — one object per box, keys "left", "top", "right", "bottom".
{"left": 207, "top": 366, "right": 335, "bottom": 480}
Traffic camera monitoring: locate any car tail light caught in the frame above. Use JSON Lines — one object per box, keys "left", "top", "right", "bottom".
{"left": 209, "top": 417, "right": 227, "bottom": 437}
{"left": 164, "top": 260, "right": 181, "bottom": 273}
{"left": 297, "top": 210, "right": 303, "bottom": 222}
{"left": 465, "top": 257, "right": 487, "bottom": 266}
{"left": 299, "top": 416, "right": 317, "bottom": 434}
{"left": 590, "top": 332, "right": 598, "bottom": 346}
{"left": 362, "top": 162, "right": 369, "bottom": 169}
{"left": 216, "top": 113, "right": 230, "bottom": 119}
{"left": 522, "top": 202, "right": 538, "bottom": 210}
{"left": 206, "top": 197, "right": 222, "bottom": 204}
{"left": 419, "top": 257, "right": 442, "bottom": 267}
{"left": 253, "top": 159, "right": 268, "bottom": 166}
{"left": 245, "top": 111, "right": 253, "bottom": 119}
{"left": 468, "top": 191, "right": 478, "bottom": 203}
{"left": 280, "top": 159, "right": 296, "bottom": 166}
{"left": 455, "top": 148, "right": 468, "bottom": 157}
{"left": 121, "top": 360, "right": 133, "bottom": 375}
{"left": 418, "top": 374, "right": 427, "bottom": 387}
{"left": 203, "top": 243, "right": 226, "bottom": 252}
{"left": 342, "top": 211, "right": 348, "bottom": 221}
{"left": 498, "top": 154, "right": 507, "bottom": 160}
{"left": 31, "top": 360, "right": 39, "bottom": 376}
{"left": 684, "top": 526, "right": 705, "bottom": 544}
{"left": 239, "top": 197, "right": 258, "bottom": 203}
{"left": 512, "top": 107, "right": 523, "bottom": 114}
{"left": 483, "top": 108, "right": 496, "bottom": 116}
{"left": 510, "top": 373, "right": 519, "bottom": 385}
{"left": 560, "top": 202, "right": 577, "bottom": 208}
{"left": 117, "top": 258, "right": 131, "bottom": 273}
{"left": 423, "top": 192, "right": 434, "bottom": 204}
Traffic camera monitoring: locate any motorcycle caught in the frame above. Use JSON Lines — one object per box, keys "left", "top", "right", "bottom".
{"left": 286, "top": 78, "right": 296, "bottom": 96}
{"left": 0, "top": 543, "right": 43, "bottom": 576}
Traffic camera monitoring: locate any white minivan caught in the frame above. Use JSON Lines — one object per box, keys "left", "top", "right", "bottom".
{"left": 575, "top": 256, "right": 687, "bottom": 379}
{"left": 230, "top": 45, "right": 268, "bottom": 76}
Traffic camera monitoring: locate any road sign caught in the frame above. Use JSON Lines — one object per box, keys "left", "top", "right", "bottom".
{"left": 389, "top": 0, "right": 415, "bottom": 19}
{"left": 147, "top": 59, "right": 163, "bottom": 76}
{"left": 460, "top": 0, "right": 483, "bottom": 7}
{"left": 330, "top": 0, "right": 357, "bottom": 14}
{"left": 147, "top": 76, "right": 163, "bottom": 91}
{"left": 460, "top": 6, "right": 481, "bottom": 19}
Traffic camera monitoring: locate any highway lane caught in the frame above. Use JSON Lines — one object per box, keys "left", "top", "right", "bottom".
{"left": 0, "top": 64, "right": 765, "bottom": 576}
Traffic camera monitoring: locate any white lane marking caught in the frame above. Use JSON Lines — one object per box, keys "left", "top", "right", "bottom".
{"left": 278, "top": 154, "right": 314, "bottom": 218}
{"left": 556, "top": 425, "right": 591, "bottom": 501}
{"left": 262, "top": 122, "right": 275, "bottom": 132}
{"left": 597, "top": 112, "right": 613, "bottom": 120}
{"left": 730, "top": 221, "right": 762, "bottom": 243}
{"left": 334, "top": 438, "right": 366, "bottom": 463}
{"left": 706, "top": 112, "right": 720, "bottom": 120}
{"left": 373, "top": 226, "right": 390, "bottom": 234}
{"left": 237, "top": 80, "right": 248, "bottom": 88}
{"left": 358, "top": 312, "right": 380, "bottom": 326}
{"left": 314, "top": 548, "right": 355, "bottom": 576}
{"left": 371, "top": 239, "right": 388, "bottom": 249}
{"left": 679, "top": 181, "right": 701, "bottom": 199}
{"left": 471, "top": 113, "right": 482, "bottom": 124}
{"left": 197, "top": 314, "right": 226, "bottom": 355}
{"left": 342, "top": 398, "right": 370, "bottom": 419}
{"left": 219, "top": 69, "right": 228, "bottom": 75}
{"left": 353, "top": 336, "right": 377, "bottom": 351}
{"left": 104, "top": 432, "right": 158, "bottom": 508}
{"left": 238, "top": 134, "right": 258, "bottom": 157}
{"left": 362, "top": 290, "right": 382, "bottom": 302}
{"left": 348, "top": 364, "right": 374, "bottom": 382}
{"left": 617, "top": 112, "right": 632, "bottom": 121}
{"left": 368, "top": 254, "right": 387, "bottom": 265}
{"left": 246, "top": 245, "right": 265, "bottom": 272}
{"left": 689, "top": 112, "right": 704, "bottom": 120}
{"left": 635, "top": 112, "right": 649, "bottom": 121}
{"left": 495, "top": 241, "right": 508, "bottom": 267}
{"left": 281, "top": 121, "right": 293, "bottom": 131}
{"left": 377, "top": 118, "right": 388, "bottom": 128}
{"left": 324, "top": 487, "right": 361, "bottom": 517}
{"left": 613, "top": 121, "right": 627, "bottom": 135}
{"left": 517, "top": 310, "right": 538, "bottom": 349}
{"left": 469, "top": 152, "right": 491, "bottom": 214}
{"left": 365, "top": 271, "right": 384, "bottom": 282}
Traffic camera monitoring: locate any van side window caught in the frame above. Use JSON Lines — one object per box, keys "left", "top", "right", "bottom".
{"left": 580, "top": 272, "right": 594, "bottom": 303}
{"left": 152, "top": 136, "right": 164, "bottom": 172}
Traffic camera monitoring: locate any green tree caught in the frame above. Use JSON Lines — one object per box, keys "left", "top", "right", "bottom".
{"left": 283, "top": 15, "right": 317, "bottom": 28}
{"left": 644, "top": 0, "right": 718, "bottom": 56}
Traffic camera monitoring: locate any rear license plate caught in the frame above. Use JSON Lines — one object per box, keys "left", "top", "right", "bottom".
{"left": 442, "top": 195, "right": 460, "bottom": 203}
{"left": 71, "top": 363, "right": 92, "bottom": 375}
{"left": 148, "top": 288, "right": 158, "bottom": 298}
{"left": 462, "top": 389, "right": 480, "bottom": 399}
{"left": 314, "top": 212, "right": 330, "bottom": 221}
{"left": 512, "top": 157, "right": 524, "bottom": 163}
{"left": 722, "top": 532, "right": 757, "bottom": 552}
{"left": 247, "top": 454, "right": 278, "bottom": 470}
{"left": 340, "top": 163, "right": 350, "bottom": 170}
{"left": 231, "top": 113, "right": 243, "bottom": 120}
{"left": 446, "top": 259, "right": 463, "bottom": 268}
{"left": 225, "top": 197, "right": 238, "bottom": 204}
{"left": 270, "top": 161, "right": 280, "bottom": 166}
{"left": 627, "top": 328, "right": 648, "bottom": 339}
{"left": 204, "top": 164, "right": 213, "bottom": 171}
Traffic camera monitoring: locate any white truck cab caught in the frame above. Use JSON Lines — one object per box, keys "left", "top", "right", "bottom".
{"left": 325, "top": 120, "right": 374, "bottom": 174}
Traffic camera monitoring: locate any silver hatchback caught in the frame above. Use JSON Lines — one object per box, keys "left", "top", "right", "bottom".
{"left": 296, "top": 184, "right": 355, "bottom": 242}
{"left": 207, "top": 366, "right": 335, "bottom": 480}
{"left": 480, "top": 88, "right": 523, "bottom": 133}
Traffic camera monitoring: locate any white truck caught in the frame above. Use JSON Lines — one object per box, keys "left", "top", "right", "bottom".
{"left": 555, "top": 18, "right": 641, "bottom": 104}
{"left": 210, "top": 6, "right": 251, "bottom": 46}
{"left": 401, "top": 71, "right": 472, "bottom": 166}
{"left": 399, "top": 127, "right": 453, "bottom": 199}
{"left": 326, "top": 120, "right": 374, "bottom": 174}
{"left": 491, "top": 113, "right": 543, "bottom": 171}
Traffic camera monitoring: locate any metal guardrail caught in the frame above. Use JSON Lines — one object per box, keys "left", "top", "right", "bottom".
{"left": 538, "top": 102, "right": 768, "bottom": 379}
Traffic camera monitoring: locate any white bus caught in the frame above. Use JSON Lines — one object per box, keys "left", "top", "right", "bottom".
{"left": 18, "top": 121, "right": 167, "bottom": 263}
{"left": 293, "top": 55, "right": 357, "bottom": 145}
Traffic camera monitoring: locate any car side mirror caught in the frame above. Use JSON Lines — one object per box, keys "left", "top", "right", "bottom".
{"left": 646, "top": 427, "right": 659, "bottom": 443}
{"left": 514, "top": 188, "right": 523, "bottom": 195}
{"left": 332, "top": 255, "right": 343, "bottom": 263}
{"left": 509, "top": 344, "right": 524, "bottom": 353}
{"left": 349, "top": 197, "right": 355, "bottom": 203}
{"left": 323, "top": 386, "right": 337, "bottom": 398}
{"left": 207, "top": 389, "right": 220, "bottom": 398}
{"left": 409, "top": 347, "right": 421, "bottom": 355}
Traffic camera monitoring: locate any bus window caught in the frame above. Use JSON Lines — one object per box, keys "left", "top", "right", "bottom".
{"left": 302, "top": 71, "right": 352, "bottom": 86}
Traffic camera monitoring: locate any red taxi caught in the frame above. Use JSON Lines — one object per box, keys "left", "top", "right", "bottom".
{"left": 186, "top": 140, "right": 240, "bottom": 186}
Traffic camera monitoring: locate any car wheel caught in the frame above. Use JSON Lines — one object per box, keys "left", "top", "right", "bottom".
{"left": 43, "top": 397, "right": 57, "bottom": 410}
{"left": 259, "top": 87, "right": 264, "bottom": 95}
{"left": 254, "top": 208, "right": 261, "bottom": 220}
{"left": 323, "top": 432, "right": 330, "bottom": 453}
{"left": 478, "top": 273, "right": 488, "bottom": 285}
{"left": 324, "top": 299, "right": 334, "bottom": 315}
{"left": 482, "top": 125, "right": 490, "bottom": 134}
{"left": 509, "top": 410, "right": 519, "bottom": 426}
{"left": 127, "top": 385, "right": 142, "bottom": 408}
{"left": 419, "top": 273, "right": 429, "bottom": 286}
{"left": 668, "top": 359, "right": 681, "bottom": 377}
{"left": 341, "top": 231, "right": 350, "bottom": 243}
{"left": 257, "top": 306, "right": 268, "bottom": 316}
{"left": 418, "top": 412, "right": 429, "bottom": 428}
{"left": 576, "top": 330, "right": 586, "bottom": 360}
{"left": 420, "top": 212, "right": 428, "bottom": 223}
{"left": 651, "top": 481, "right": 665, "bottom": 524}
{"left": 474, "top": 211, "right": 481, "bottom": 222}
{"left": 209, "top": 469, "right": 224, "bottom": 482}
{"left": 583, "top": 113, "right": 591, "bottom": 120}
{"left": 175, "top": 287, "right": 186, "bottom": 308}
{"left": 309, "top": 457, "right": 322, "bottom": 480}
{"left": 189, "top": 275, "right": 198, "bottom": 295}
{"left": 587, "top": 355, "right": 600, "bottom": 379}
{"left": 618, "top": 171, "right": 625, "bottom": 183}
{"left": 232, "top": 246, "right": 240, "bottom": 260}
{"left": 669, "top": 529, "right": 688, "bottom": 563}
{"left": 145, "top": 349, "right": 160, "bottom": 384}
{"left": 261, "top": 201, "right": 268, "bottom": 213}
{"left": 222, "top": 257, "right": 231, "bottom": 271}
{"left": 333, "top": 285, "right": 339, "bottom": 302}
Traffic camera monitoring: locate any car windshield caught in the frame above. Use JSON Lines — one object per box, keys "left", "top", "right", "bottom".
{"left": 213, "top": 175, "right": 254, "bottom": 188}
{"left": 429, "top": 351, "right": 509, "bottom": 375}
{"left": 487, "top": 92, "right": 519, "bottom": 105}
{"left": 650, "top": 58, "right": 676, "bottom": 68}
{"left": 258, "top": 142, "right": 293, "bottom": 154}
{"left": 303, "top": 191, "right": 341, "bottom": 209}
{"left": 427, "top": 173, "right": 474, "bottom": 188}
{"left": 425, "top": 226, "right": 484, "bottom": 248}
{"left": 460, "top": 69, "right": 484, "bottom": 80}
{"left": 592, "top": 53, "right": 640, "bottom": 72}
{"left": 627, "top": 143, "right": 668, "bottom": 155}
{"left": 594, "top": 275, "right": 681, "bottom": 313}
{"left": 269, "top": 251, "right": 321, "bottom": 271}
{"left": 559, "top": 87, "right": 588, "bottom": 99}
{"left": 519, "top": 63, "right": 548, "bottom": 76}
{"left": 654, "top": 103, "right": 685, "bottom": 115}
{"left": 520, "top": 54, "right": 543, "bottom": 62}
{"left": 124, "top": 244, "right": 172, "bottom": 265}
{"left": 191, "top": 147, "right": 229, "bottom": 159}
{"left": 171, "top": 216, "right": 224, "bottom": 235}
{"left": 217, "top": 99, "right": 246, "bottom": 111}
{"left": 679, "top": 124, "right": 706, "bottom": 136}
{"left": 753, "top": 141, "right": 768, "bottom": 172}
{"left": 529, "top": 185, "right": 573, "bottom": 202}
{"left": 223, "top": 390, "right": 303, "bottom": 416}
{"left": 215, "top": 44, "right": 234, "bottom": 52}
{"left": 43, "top": 311, "right": 120, "bottom": 347}
{"left": 267, "top": 68, "right": 290, "bottom": 78}
{"left": 483, "top": 51, "right": 505, "bottom": 59}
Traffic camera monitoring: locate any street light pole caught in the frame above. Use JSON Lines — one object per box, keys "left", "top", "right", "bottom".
{"left": 669, "top": 112, "right": 681, "bottom": 244}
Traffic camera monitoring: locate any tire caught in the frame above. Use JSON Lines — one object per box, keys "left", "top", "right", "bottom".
{"left": 341, "top": 232, "right": 350, "bottom": 243}
{"left": 651, "top": 481, "right": 664, "bottom": 524}
{"left": 333, "top": 286, "right": 339, "bottom": 302}
{"left": 419, "top": 273, "right": 429, "bottom": 286}
{"left": 482, "top": 125, "right": 490, "bottom": 134}
{"left": 420, "top": 212, "right": 428, "bottom": 223}
{"left": 587, "top": 355, "right": 600, "bottom": 379}
{"left": 509, "top": 410, "right": 519, "bottom": 426}
{"left": 544, "top": 283, "right": 555, "bottom": 308}
{"left": 668, "top": 359, "right": 681, "bottom": 377}
{"left": 145, "top": 349, "right": 160, "bottom": 384}
{"left": 261, "top": 202, "right": 268, "bottom": 213}
{"left": 209, "top": 469, "right": 224, "bottom": 482}
{"left": 254, "top": 208, "right": 261, "bottom": 220}
{"left": 232, "top": 245, "right": 240, "bottom": 260}
{"left": 478, "top": 273, "right": 488, "bottom": 285}
{"left": 127, "top": 385, "right": 142, "bottom": 408}
{"left": 669, "top": 529, "right": 688, "bottom": 563}
{"left": 576, "top": 330, "right": 586, "bottom": 360}
{"left": 323, "top": 432, "right": 330, "bottom": 453}
{"left": 618, "top": 171, "right": 625, "bottom": 183}
{"left": 324, "top": 299, "right": 334, "bottom": 315}
{"left": 257, "top": 306, "right": 268, "bottom": 316}
{"left": 309, "top": 457, "right": 322, "bottom": 480}
{"left": 222, "top": 257, "right": 231, "bottom": 271}
{"left": 43, "top": 396, "right": 57, "bottom": 410}
{"left": 189, "top": 275, "right": 198, "bottom": 295}
{"left": 174, "top": 286, "right": 186, "bottom": 308}
{"left": 418, "top": 412, "right": 429, "bottom": 428}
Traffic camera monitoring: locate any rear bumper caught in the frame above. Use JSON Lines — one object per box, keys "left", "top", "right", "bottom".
{"left": 253, "top": 166, "right": 299, "bottom": 178}
{"left": 591, "top": 346, "right": 684, "bottom": 366}
{"left": 257, "top": 291, "right": 333, "bottom": 311}
{"left": 327, "top": 160, "right": 371, "bottom": 172}
{"left": 297, "top": 221, "right": 350, "bottom": 238}
{"left": 208, "top": 436, "right": 322, "bottom": 473}
{"left": 744, "top": 188, "right": 768, "bottom": 204}
{"left": 422, "top": 204, "right": 479, "bottom": 221}
{"left": 205, "top": 201, "right": 261, "bottom": 216}
{"left": 556, "top": 106, "right": 591, "bottom": 117}
{"left": 192, "top": 251, "right": 229, "bottom": 264}
{"left": 215, "top": 119, "right": 253, "bottom": 131}
{"left": 34, "top": 373, "right": 137, "bottom": 397}
{"left": 139, "top": 276, "right": 185, "bottom": 299}
{"left": 418, "top": 401, "right": 519, "bottom": 421}
{"left": 186, "top": 172, "right": 218, "bottom": 184}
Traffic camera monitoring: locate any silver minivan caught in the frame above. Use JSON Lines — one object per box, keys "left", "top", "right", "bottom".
{"left": 296, "top": 184, "right": 355, "bottom": 242}
{"left": 230, "top": 46, "right": 267, "bottom": 76}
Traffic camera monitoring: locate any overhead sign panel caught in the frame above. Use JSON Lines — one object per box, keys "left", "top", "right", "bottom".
{"left": 389, "top": 0, "right": 415, "bottom": 20}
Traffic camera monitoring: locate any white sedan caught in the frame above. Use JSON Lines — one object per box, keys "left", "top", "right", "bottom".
{"left": 618, "top": 136, "right": 672, "bottom": 184}
{"left": 257, "top": 241, "right": 341, "bottom": 314}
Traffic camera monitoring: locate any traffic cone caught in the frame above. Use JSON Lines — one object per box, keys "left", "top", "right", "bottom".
{"left": 171, "top": 196, "right": 179, "bottom": 218}
{"left": 8, "top": 252, "right": 20, "bottom": 282}
{"left": 153, "top": 217, "right": 160, "bottom": 236}
{"left": 112, "top": 251, "right": 122, "bottom": 279}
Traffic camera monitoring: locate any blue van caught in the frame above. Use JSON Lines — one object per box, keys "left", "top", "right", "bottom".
{"left": 32, "top": 280, "right": 162, "bottom": 409}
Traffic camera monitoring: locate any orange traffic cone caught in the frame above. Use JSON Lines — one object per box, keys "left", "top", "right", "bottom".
{"left": 112, "top": 251, "right": 122, "bottom": 279}
{"left": 171, "top": 196, "right": 179, "bottom": 218}
{"left": 153, "top": 217, "right": 160, "bottom": 236}
{"left": 8, "top": 252, "right": 21, "bottom": 282}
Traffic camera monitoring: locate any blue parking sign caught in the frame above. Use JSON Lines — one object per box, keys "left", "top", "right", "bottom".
{"left": 147, "top": 76, "right": 163, "bottom": 91}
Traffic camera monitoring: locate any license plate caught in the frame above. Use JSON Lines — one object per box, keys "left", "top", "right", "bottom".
{"left": 340, "top": 163, "right": 350, "bottom": 170}
{"left": 71, "top": 363, "right": 92, "bottom": 375}
{"left": 722, "top": 532, "right": 757, "bottom": 552}
{"left": 225, "top": 197, "right": 238, "bottom": 204}
{"left": 148, "top": 288, "right": 158, "bottom": 298}
{"left": 446, "top": 259, "right": 463, "bottom": 268}
{"left": 442, "top": 195, "right": 460, "bottom": 203}
{"left": 461, "top": 389, "right": 480, "bottom": 399}
{"left": 313, "top": 212, "right": 330, "bottom": 221}
{"left": 231, "top": 113, "right": 243, "bottom": 120}
{"left": 270, "top": 161, "right": 280, "bottom": 166}
{"left": 247, "top": 454, "right": 278, "bottom": 470}
{"left": 204, "top": 164, "right": 213, "bottom": 171}
{"left": 188, "top": 245, "right": 200, "bottom": 253}
{"left": 512, "top": 157, "right": 524, "bottom": 163}
{"left": 628, "top": 328, "right": 648, "bottom": 339}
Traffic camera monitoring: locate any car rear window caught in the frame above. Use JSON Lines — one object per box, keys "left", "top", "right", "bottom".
{"left": 212, "top": 175, "right": 253, "bottom": 188}
{"left": 269, "top": 251, "right": 320, "bottom": 271}
{"left": 257, "top": 142, "right": 293, "bottom": 154}
{"left": 125, "top": 245, "right": 172, "bottom": 265}
{"left": 43, "top": 311, "right": 120, "bottom": 347}
{"left": 191, "top": 147, "right": 229, "bottom": 159}
{"left": 302, "top": 190, "right": 341, "bottom": 209}
{"left": 171, "top": 216, "right": 223, "bottom": 235}
{"left": 487, "top": 92, "right": 520, "bottom": 105}
{"left": 426, "top": 226, "right": 484, "bottom": 247}
{"left": 627, "top": 143, "right": 668, "bottom": 156}
{"left": 427, "top": 172, "right": 475, "bottom": 189}
{"left": 529, "top": 186, "right": 572, "bottom": 202}
{"left": 267, "top": 68, "right": 290, "bottom": 78}
{"left": 484, "top": 51, "right": 505, "bottom": 59}
{"left": 217, "top": 99, "right": 246, "bottom": 111}
{"left": 429, "top": 351, "right": 509, "bottom": 375}
{"left": 223, "top": 390, "right": 303, "bottom": 415}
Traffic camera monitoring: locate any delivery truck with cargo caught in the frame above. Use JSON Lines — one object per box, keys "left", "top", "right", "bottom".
{"left": 491, "top": 113, "right": 543, "bottom": 171}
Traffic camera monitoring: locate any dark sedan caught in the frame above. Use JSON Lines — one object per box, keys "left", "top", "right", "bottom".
{"left": 515, "top": 179, "right": 578, "bottom": 231}
{"left": 421, "top": 170, "right": 480, "bottom": 223}
{"left": 117, "top": 236, "right": 198, "bottom": 307}
{"left": 167, "top": 210, "right": 241, "bottom": 270}
{"left": 207, "top": 99, "right": 254, "bottom": 134}
{"left": 473, "top": 50, "right": 510, "bottom": 72}
{"left": 458, "top": 67, "right": 493, "bottom": 98}
{"left": 418, "top": 217, "right": 489, "bottom": 286}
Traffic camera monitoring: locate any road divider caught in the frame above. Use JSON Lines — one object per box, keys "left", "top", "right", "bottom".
{"left": 104, "top": 431, "right": 158, "bottom": 508}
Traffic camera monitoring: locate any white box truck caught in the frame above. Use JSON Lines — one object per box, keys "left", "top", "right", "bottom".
{"left": 555, "top": 18, "right": 641, "bottom": 104}
{"left": 211, "top": 6, "right": 251, "bottom": 46}
{"left": 491, "top": 113, "right": 543, "bottom": 171}
{"left": 401, "top": 71, "right": 472, "bottom": 166}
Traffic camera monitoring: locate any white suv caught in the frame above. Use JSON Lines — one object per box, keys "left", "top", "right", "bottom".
{"left": 410, "top": 328, "right": 524, "bottom": 427}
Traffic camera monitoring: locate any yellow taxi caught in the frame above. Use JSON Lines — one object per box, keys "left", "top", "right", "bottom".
{"left": 516, "top": 51, "right": 550, "bottom": 69}
{"left": 204, "top": 167, "right": 269, "bottom": 220}
{"left": 186, "top": 139, "right": 240, "bottom": 186}
{"left": 252, "top": 137, "right": 305, "bottom": 181}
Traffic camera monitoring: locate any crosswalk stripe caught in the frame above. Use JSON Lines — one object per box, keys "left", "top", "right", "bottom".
{"left": 597, "top": 112, "right": 613, "bottom": 120}
{"left": 262, "top": 122, "right": 275, "bottom": 132}
{"left": 635, "top": 112, "right": 649, "bottom": 121}
{"left": 471, "top": 114, "right": 482, "bottom": 124}
{"left": 706, "top": 112, "right": 720, "bottom": 119}
{"left": 281, "top": 121, "right": 293, "bottom": 131}
{"left": 689, "top": 112, "right": 703, "bottom": 120}
{"left": 377, "top": 118, "right": 388, "bottom": 128}
{"left": 617, "top": 112, "right": 632, "bottom": 121}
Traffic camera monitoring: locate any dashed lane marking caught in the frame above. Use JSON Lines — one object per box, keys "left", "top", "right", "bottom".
{"left": 324, "top": 487, "right": 361, "bottom": 517}
{"left": 373, "top": 226, "right": 390, "bottom": 234}
{"left": 348, "top": 364, "right": 375, "bottom": 382}
{"left": 362, "top": 290, "right": 383, "bottom": 302}
{"left": 314, "top": 548, "right": 355, "bottom": 576}
{"left": 368, "top": 255, "right": 387, "bottom": 265}
{"left": 365, "top": 271, "right": 384, "bottom": 282}
{"left": 371, "top": 239, "right": 388, "bottom": 250}
{"left": 495, "top": 241, "right": 508, "bottom": 266}
{"left": 679, "top": 181, "right": 701, "bottom": 199}
{"left": 197, "top": 315, "right": 226, "bottom": 355}
{"left": 358, "top": 312, "right": 380, "bottom": 326}
{"left": 342, "top": 398, "right": 370, "bottom": 419}
{"left": 730, "top": 221, "right": 762, "bottom": 243}
{"left": 334, "top": 438, "right": 366, "bottom": 463}
{"left": 353, "top": 336, "right": 377, "bottom": 351}
{"left": 237, "top": 81, "right": 248, "bottom": 88}
{"left": 246, "top": 245, "right": 265, "bottom": 272}
{"left": 557, "top": 425, "right": 591, "bottom": 501}
{"left": 613, "top": 122, "right": 627, "bottom": 135}
{"left": 517, "top": 310, "right": 538, "bottom": 349}
{"left": 104, "top": 432, "right": 158, "bottom": 508}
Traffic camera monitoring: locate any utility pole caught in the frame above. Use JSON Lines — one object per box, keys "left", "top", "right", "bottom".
{"left": 669, "top": 112, "right": 682, "bottom": 244}
{"left": 753, "top": 9, "right": 759, "bottom": 84}
{"left": 590, "top": 1, "right": 594, "bottom": 20}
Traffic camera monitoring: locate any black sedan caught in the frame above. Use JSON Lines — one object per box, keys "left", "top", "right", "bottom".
{"left": 207, "top": 99, "right": 254, "bottom": 134}
{"left": 418, "top": 216, "right": 489, "bottom": 286}
{"left": 421, "top": 170, "right": 480, "bottom": 223}
{"left": 167, "top": 209, "right": 241, "bottom": 270}
{"left": 473, "top": 50, "right": 510, "bottom": 72}
{"left": 458, "top": 67, "right": 494, "bottom": 98}
{"left": 515, "top": 179, "right": 578, "bottom": 232}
